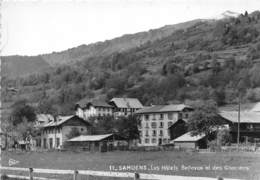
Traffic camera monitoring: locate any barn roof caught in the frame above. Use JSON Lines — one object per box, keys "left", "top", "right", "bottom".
{"left": 68, "top": 134, "right": 113, "bottom": 142}
{"left": 135, "top": 104, "right": 192, "bottom": 114}
{"left": 172, "top": 132, "right": 206, "bottom": 142}
{"left": 110, "top": 98, "right": 143, "bottom": 109}
{"left": 219, "top": 111, "right": 260, "bottom": 123}
{"left": 251, "top": 102, "right": 260, "bottom": 112}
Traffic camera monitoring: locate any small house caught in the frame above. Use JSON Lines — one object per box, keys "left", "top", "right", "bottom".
{"left": 40, "top": 115, "right": 91, "bottom": 149}
{"left": 171, "top": 132, "right": 207, "bottom": 149}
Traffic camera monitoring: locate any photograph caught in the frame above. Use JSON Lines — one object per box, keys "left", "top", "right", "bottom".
{"left": 1, "top": 0, "right": 260, "bottom": 179}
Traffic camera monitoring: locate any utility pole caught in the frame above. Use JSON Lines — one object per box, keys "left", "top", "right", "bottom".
{"left": 237, "top": 94, "right": 241, "bottom": 151}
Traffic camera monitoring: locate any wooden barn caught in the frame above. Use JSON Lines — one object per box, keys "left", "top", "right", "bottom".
{"left": 66, "top": 134, "right": 127, "bottom": 152}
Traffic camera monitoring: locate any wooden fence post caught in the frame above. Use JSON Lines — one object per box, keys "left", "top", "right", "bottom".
{"left": 134, "top": 172, "right": 139, "bottom": 180}
{"left": 29, "top": 168, "right": 33, "bottom": 180}
{"left": 217, "top": 176, "right": 224, "bottom": 180}
{"left": 73, "top": 170, "right": 78, "bottom": 180}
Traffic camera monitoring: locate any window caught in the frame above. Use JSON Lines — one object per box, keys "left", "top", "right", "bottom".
{"left": 160, "top": 114, "right": 164, "bottom": 119}
{"left": 152, "top": 138, "right": 157, "bottom": 144}
{"left": 168, "top": 113, "right": 173, "bottom": 120}
{"left": 168, "top": 121, "right": 173, "bottom": 127}
{"left": 56, "top": 138, "right": 60, "bottom": 147}
{"left": 140, "top": 131, "right": 142, "bottom": 137}
{"left": 49, "top": 138, "right": 53, "bottom": 149}
{"left": 160, "top": 122, "right": 164, "bottom": 128}
{"left": 145, "top": 139, "right": 150, "bottom": 144}
{"left": 159, "top": 130, "right": 163, "bottom": 136}
{"left": 151, "top": 122, "right": 157, "bottom": 128}
{"left": 185, "top": 113, "right": 189, "bottom": 119}
{"left": 145, "top": 114, "right": 149, "bottom": 120}
{"left": 145, "top": 122, "right": 149, "bottom": 128}
{"left": 43, "top": 138, "right": 47, "bottom": 149}
{"left": 145, "top": 130, "right": 149, "bottom": 137}
{"left": 152, "top": 130, "right": 156, "bottom": 137}
{"left": 178, "top": 112, "right": 183, "bottom": 119}
{"left": 152, "top": 114, "right": 156, "bottom": 120}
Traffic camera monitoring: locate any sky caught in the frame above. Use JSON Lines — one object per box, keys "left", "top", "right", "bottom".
{"left": 1, "top": 0, "right": 260, "bottom": 56}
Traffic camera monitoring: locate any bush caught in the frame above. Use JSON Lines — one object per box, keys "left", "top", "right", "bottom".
{"left": 208, "top": 140, "right": 221, "bottom": 152}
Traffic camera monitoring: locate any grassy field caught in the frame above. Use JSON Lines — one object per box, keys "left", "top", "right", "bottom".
{"left": 1, "top": 150, "right": 260, "bottom": 180}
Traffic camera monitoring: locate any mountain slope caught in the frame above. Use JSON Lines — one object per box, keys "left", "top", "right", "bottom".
{"left": 1, "top": 56, "right": 51, "bottom": 78}
{"left": 1, "top": 19, "right": 201, "bottom": 78}
{"left": 2, "top": 10, "right": 260, "bottom": 115}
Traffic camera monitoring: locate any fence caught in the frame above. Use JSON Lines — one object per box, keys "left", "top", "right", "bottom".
{"left": 0, "top": 166, "right": 242, "bottom": 180}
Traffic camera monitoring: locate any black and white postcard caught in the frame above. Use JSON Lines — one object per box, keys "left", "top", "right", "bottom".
{"left": 1, "top": 0, "right": 260, "bottom": 180}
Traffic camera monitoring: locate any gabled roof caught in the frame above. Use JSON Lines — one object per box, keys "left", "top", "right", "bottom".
{"left": 76, "top": 97, "right": 90, "bottom": 108}
{"left": 68, "top": 133, "right": 126, "bottom": 142}
{"left": 135, "top": 104, "right": 192, "bottom": 114}
{"left": 36, "top": 114, "right": 54, "bottom": 123}
{"left": 43, "top": 115, "right": 91, "bottom": 128}
{"left": 110, "top": 98, "right": 143, "bottom": 109}
{"left": 68, "top": 134, "right": 113, "bottom": 142}
{"left": 88, "top": 100, "right": 113, "bottom": 108}
{"left": 251, "top": 102, "right": 260, "bottom": 112}
{"left": 76, "top": 98, "right": 112, "bottom": 108}
{"left": 219, "top": 111, "right": 260, "bottom": 123}
{"left": 172, "top": 132, "right": 206, "bottom": 142}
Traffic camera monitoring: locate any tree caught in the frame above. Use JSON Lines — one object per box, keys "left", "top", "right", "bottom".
{"left": 88, "top": 115, "right": 140, "bottom": 142}
{"left": 88, "top": 115, "right": 115, "bottom": 134}
{"left": 11, "top": 99, "right": 36, "bottom": 126}
{"left": 13, "top": 117, "right": 36, "bottom": 141}
{"left": 115, "top": 115, "right": 140, "bottom": 141}
{"left": 187, "top": 100, "right": 223, "bottom": 137}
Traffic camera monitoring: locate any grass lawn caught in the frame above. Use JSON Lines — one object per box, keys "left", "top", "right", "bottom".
{"left": 1, "top": 150, "right": 260, "bottom": 180}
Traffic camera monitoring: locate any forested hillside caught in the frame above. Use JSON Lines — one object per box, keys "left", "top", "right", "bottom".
{"left": 2, "top": 11, "right": 260, "bottom": 115}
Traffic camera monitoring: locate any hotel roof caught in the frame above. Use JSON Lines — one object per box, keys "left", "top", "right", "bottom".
{"left": 110, "top": 98, "right": 143, "bottom": 109}
{"left": 135, "top": 104, "right": 192, "bottom": 114}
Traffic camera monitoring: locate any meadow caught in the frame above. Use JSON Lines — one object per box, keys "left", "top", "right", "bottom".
{"left": 1, "top": 150, "right": 260, "bottom": 180}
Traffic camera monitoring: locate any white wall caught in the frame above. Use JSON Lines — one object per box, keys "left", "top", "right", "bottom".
{"left": 138, "top": 112, "right": 179, "bottom": 146}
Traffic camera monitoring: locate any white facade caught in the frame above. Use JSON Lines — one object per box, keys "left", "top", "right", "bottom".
{"left": 76, "top": 105, "right": 113, "bottom": 120}
{"left": 114, "top": 108, "right": 140, "bottom": 117}
{"left": 138, "top": 112, "right": 179, "bottom": 146}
